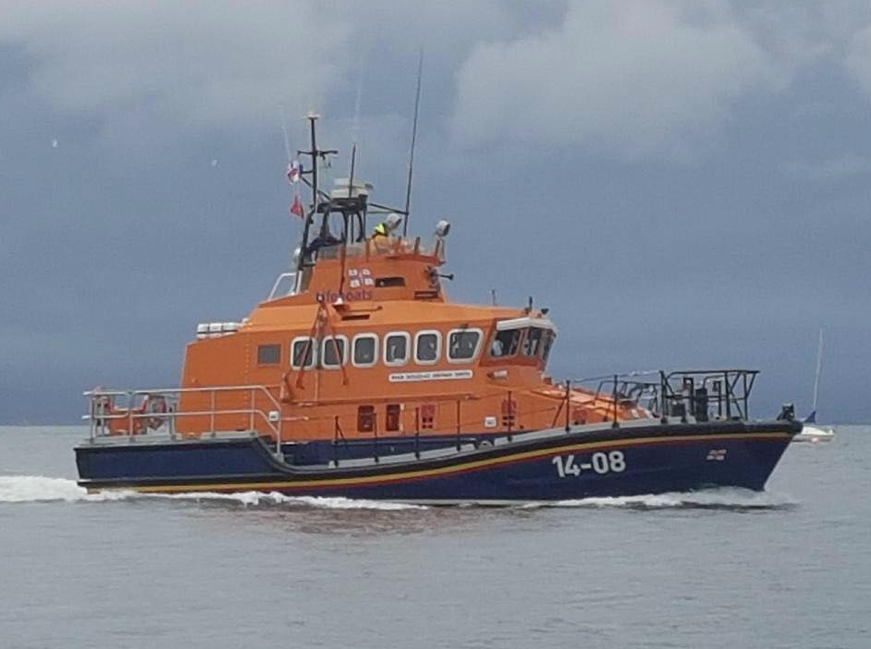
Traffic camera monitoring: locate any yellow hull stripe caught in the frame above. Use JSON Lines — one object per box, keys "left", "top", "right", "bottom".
{"left": 111, "top": 431, "right": 791, "bottom": 494}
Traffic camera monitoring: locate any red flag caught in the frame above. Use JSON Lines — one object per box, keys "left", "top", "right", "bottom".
{"left": 290, "top": 195, "right": 305, "bottom": 217}
{"left": 287, "top": 160, "right": 301, "bottom": 183}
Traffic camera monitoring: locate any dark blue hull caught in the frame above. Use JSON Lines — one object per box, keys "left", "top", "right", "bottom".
{"left": 75, "top": 420, "right": 799, "bottom": 503}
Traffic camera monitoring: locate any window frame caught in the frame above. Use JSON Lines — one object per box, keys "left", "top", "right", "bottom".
{"left": 383, "top": 331, "right": 411, "bottom": 367}
{"left": 357, "top": 405, "right": 375, "bottom": 433}
{"left": 447, "top": 327, "right": 484, "bottom": 363}
{"left": 320, "top": 335, "right": 348, "bottom": 369}
{"left": 256, "top": 343, "right": 281, "bottom": 366}
{"left": 522, "top": 327, "right": 544, "bottom": 357}
{"left": 385, "top": 403, "right": 402, "bottom": 432}
{"left": 290, "top": 336, "right": 317, "bottom": 369}
{"left": 540, "top": 330, "right": 556, "bottom": 364}
{"left": 489, "top": 328, "right": 522, "bottom": 359}
{"left": 414, "top": 329, "right": 442, "bottom": 365}
{"left": 351, "top": 333, "right": 379, "bottom": 368}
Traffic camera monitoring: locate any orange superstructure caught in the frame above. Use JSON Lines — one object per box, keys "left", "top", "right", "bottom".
{"left": 176, "top": 220, "right": 642, "bottom": 442}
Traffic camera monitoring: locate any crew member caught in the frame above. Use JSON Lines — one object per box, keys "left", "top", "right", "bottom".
{"left": 372, "top": 212, "right": 402, "bottom": 239}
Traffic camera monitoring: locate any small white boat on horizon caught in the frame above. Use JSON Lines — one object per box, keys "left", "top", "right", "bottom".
{"left": 793, "top": 420, "right": 835, "bottom": 443}
{"left": 794, "top": 329, "right": 835, "bottom": 444}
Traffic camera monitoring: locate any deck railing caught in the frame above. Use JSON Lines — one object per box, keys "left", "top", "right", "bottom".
{"left": 83, "top": 384, "right": 285, "bottom": 457}
{"left": 84, "top": 368, "right": 759, "bottom": 466}
{"left": 573, "top": 369, "right": 759, "bottom": 423}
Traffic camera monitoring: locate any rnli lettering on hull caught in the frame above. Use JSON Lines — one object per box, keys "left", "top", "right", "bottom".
{"left": 389, "top": 369, "right": 473, "bottom": 383}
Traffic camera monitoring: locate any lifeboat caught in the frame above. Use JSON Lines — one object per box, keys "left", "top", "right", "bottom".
{"left": 75, "top": 114, "right": 801, "bottom": 503}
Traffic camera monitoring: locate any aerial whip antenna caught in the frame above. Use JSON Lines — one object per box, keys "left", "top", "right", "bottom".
{"left": 279, "top": 103, "right": 293, "bottom": 162}
{"left": 347, "top": 62, "right": 364, "bottom": 199}
{"left": 812, "top": 328, "right": 825, "bottom": 412}
{"left": 339, "top": 73, "right": 364, "bottom": 295}
{"left": 402, "top": 49, "right": 424, "bottom": 237}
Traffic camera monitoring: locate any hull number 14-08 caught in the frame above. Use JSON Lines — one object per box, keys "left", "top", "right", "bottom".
{"left": 552, "top": 451, "right": 626, "bottom": 478}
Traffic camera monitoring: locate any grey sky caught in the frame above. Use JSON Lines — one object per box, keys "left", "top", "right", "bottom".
{"left": 1, "top": 0, "right": 870, "bottom": 423}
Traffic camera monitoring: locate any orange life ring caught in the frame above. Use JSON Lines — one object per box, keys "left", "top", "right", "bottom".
{"left": 108, "top": 410, "right": 146, "bottom": 436}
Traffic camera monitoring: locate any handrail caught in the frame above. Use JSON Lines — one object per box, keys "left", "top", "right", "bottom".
{"left": 571, "top": 369, "right": 759, "bottom": 423}
{"left": 84, "top": 367, "right": 760, "bottom": 466}
{"left": 268, "top": 272, "right": 297, "bottom": 300}
{"left": 83, "top": 384, "right": 285, "bottom": 457}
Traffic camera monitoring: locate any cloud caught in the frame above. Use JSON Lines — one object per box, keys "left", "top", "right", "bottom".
{"left": 0, "top": 1, "right": 350, "bottom": 140}
{"left": 450, "top": 0, "right": 789, "bottom": 161}
{"left": 0, "top": 1, "right": 542, "bottom": 148}
{"left": 782, "top": 154, "right": 871, "bottom": 181}
{"left": 845, "top": 21, "right": 871, "bottom": 101}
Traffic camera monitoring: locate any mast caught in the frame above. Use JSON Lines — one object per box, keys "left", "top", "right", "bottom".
{"left": 295, "top": 113, "right": 320, "bottom": 277}
{"left": 309, "top": 113, "right": 319, "bottom": 217}
{"left": 812, "top": 328, "right": 824, "bottom": 411}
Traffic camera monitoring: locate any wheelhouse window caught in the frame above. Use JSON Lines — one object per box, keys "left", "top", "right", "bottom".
{"left": 384, "top": 332, "right": 410, "bottom": 366}
{"left": 448, "top": 329, "right": 482, "bottom": 362}
{"left": 321, "top": 336, "right": 347, "bottom": 368}
{"left": 489, "top": 329, "right": 521, "bottom": 358}
{"left": 522, "top": 328, "right": 543, "bottom": 357}
{"left": 291, "top": 337, "right": 316, "bottom": 369}
{"left": 257, "top": 344, "right": 280, "bottom": 365}
{"left": 415, "top": 331, "right": 441, "bottom": 364}
{"left": 375, "top": 276, "right": 405, "bottom": 288}
{"left": 540, "top": 330, "right": 556, "bottom": 364}
{"left": 352, "top": 334, "right": 378, "bottom": 367}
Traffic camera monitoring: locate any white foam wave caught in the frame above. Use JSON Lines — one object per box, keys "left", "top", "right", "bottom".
{"left": 0, "top": 475, "right": 133, "bottom": 502}
{"left": 0, "top": 476, "right": 424, "bottom": 510}
{"left": 550, "top": 487, "right": 796, "bottom": 509}
{"left": 155, "top": 490, "right": 426, "bottom": 510}
{"left": 0, "top": 477, "right": 790, "bottom": 511}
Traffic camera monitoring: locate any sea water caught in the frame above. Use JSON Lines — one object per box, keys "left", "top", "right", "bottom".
{"left": 1, "top": 425, "right": 869, "bottom": 649}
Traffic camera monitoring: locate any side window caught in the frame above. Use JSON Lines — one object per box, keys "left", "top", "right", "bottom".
{"left": 257, "top": 344, "right": 280, "bottom": 365}
{"left": 415, "top": 331, "right": 441, "bottom": 364}
{"left": 357, "top": 405, "right": 375, "bottom": 433}
{"left": 384, "top": 332, "right": 410, "bottom": 366}
{"left": 321, "top": 336, "right": 347, "bottom": 368}
{"left": 420, "top": 403, "right": 435, "bottom": 430}
{"left": 352, "top": 334, "right": 378, "bottom": 367}
{"left": 489, "top": 329, "right": 521, "bottom": 358}
{"left": 522, "top": 328, "right": 543, "bottom": 357}
{"left": 448, "top": 329, "right": 482, "bottom": 362}
{"left": 385, "top": 404, "right": 401, "bottom": 432}
{"left": 291, "top": 337, "right": 316, "bottom": 369}
{"left": 540, "top": 330, "right": 556, "bottom": 363}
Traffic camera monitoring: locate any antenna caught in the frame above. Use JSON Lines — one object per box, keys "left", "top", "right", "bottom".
{"left": 352, "top": 63, "right": 363, "bottom": 150}
{"left": 347, "top": 144, "right": 357, "bottom": 198}
{"left": 813, "top": 328, "right": 824, "bottom": 411}
{"left": 279, "top": 104, "right": 293, "bottom": 163}
{"left": 347, "top": 65, "right": 363, "bottom": 201}
{"left": 295, "top": 112, "right": 320, "bottom": 277}
{"left": 402, "top": 49, "right": 424, "bottom": 237}
{"left": 337, "top": 142, "right": 356, "bottom": 296}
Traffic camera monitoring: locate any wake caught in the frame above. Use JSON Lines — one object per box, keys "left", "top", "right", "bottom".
{"left": 0, "top": 476, "right": 423, "bottom": 510}
{"left": 549, "top": 487, "right": 796, "bottom": 510}
{"left": 0, "top": 476, "right": 795, "bottom": 510}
